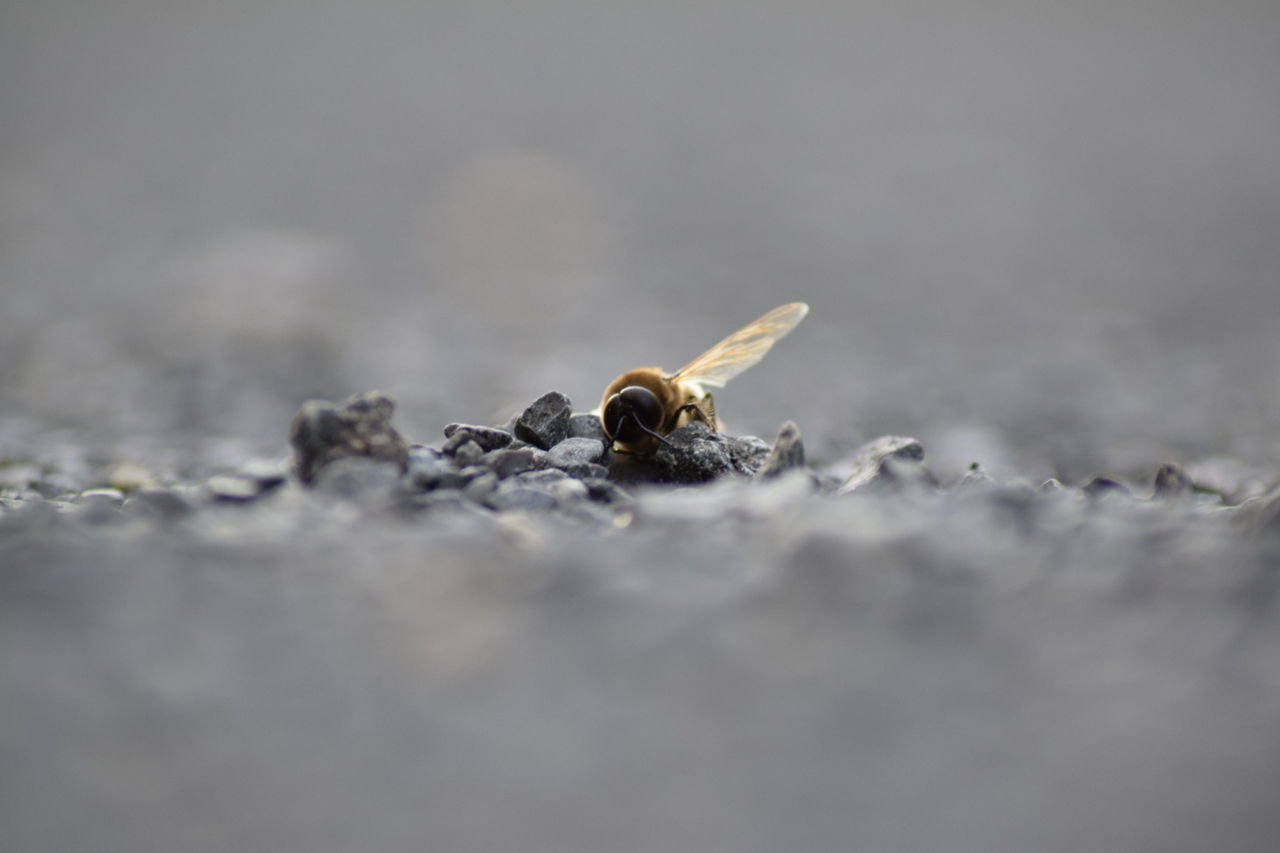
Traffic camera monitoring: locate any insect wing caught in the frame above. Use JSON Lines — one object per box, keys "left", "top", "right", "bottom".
{"left": 667, "top": 302, "right": 809, "bottom": 389}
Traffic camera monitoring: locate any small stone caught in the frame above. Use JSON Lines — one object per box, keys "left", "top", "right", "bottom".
{"left": 207, "top": 474, "right": 263, "bottom": 503}
{"left": 582, "top": 478, "right": 631, "bottom": 504}
{"left": 288, "top": 390, "right": 410, "bottom": 485}
{"left": 513, "top": 391, "right": 572, "bottom": 450}
{"left": 238, "top": 458, "right": 289, "bottom": 490}
{"left": 76, "top": 487, "right": 125, "bottom": 505}
{"left": 1153, "top": 462, "right": 1191, "bottom": 499}
{"left": 463, "top": 472, "right": 500, "bottom": 503}
{"left": 567, "top": 413, "right": 608, "bottom": 443}
{"left": 956, "top": 463, "right": 997, "bottom": 492}
{"left": 559, "top": 462, "right": 610, "bottom": 480}
{"left": 486, "top": 447, "right": 547, "bottom": 479}
{"left": 405, "top": 446, "right": 450, "bottom": 490}
{"left": 837, "top": 436, "right": 934, "bottom": 495}
{"left": 443, "top": 424, "right": 514, "bottom": 452}
{"left": 1083, "top": 477, "right": 1131, "bottom": 499}
{"left": 725, "top": 434, "right": 772, "bottom": 475}
{"left": 650, "top": 422, "right": 734, "bottom": 484}
{"left": 756, "top": 421, "right": 806, "bottom": 479}
{"left": 450, "top": 439, "right": 485, "bottom": 468}
{"left": 547, "top": 437, "right": 605, "bottom": 469}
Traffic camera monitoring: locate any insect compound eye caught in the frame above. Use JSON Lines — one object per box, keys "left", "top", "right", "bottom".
{"left": 618, "top": 385, "right": 663, "bottom": 430}
{"left": 602, "top": 385, "right": 663, "bottom": 443}
{"left": 602, "top": 393, "right": 625, "bottom": 439}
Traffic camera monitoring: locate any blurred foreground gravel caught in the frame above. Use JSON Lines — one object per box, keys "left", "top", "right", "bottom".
{"left": 3, "top": 390, "right": 1280, "bottom": 853}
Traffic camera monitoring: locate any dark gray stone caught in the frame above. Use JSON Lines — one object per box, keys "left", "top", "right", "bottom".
{"left": 288, "top": 391, "right": 409, "bottom": 485}
{"left": 207, "top": 474, "right": 263, "bottom": 503}
{"left": 405, "top": 446, "right": 450, "bottom": 490}
{"left": 443, "top": 424, "right": 514, "bottom": 452}
{"left": 1084, "top": 477, "right": 1131, "bottom": 500}
{"left": 485, "top": 447, "right": 547, "bottom": 479}
{"left": 513, "top": 391, "right": 572, "bottom": 450}
{"left": 514, "top": 468, "right": 571, "bottom": 486}
{"left": 560, "top": 462, "right": 610, "bottom": 480}
{"left": 1153, "top": 462, "right": 1191, "bottom": 499}
{"left": 582, "top": 478, "right": 631, "bottom": 504}
{"left": 609, "top": 422, "right": 736, "bottom": 485}
{"left": 450, "top": 439, "right": 485, "bottom": 468}
{"left": 463, "top": 472, "right": 500, "bottom": 503}
{"left": 547, "top": 437, "right": 605, "bottom": 470}
{"left": 567, "top": 413, "right": 608, "bottom": 443}
{"left": 756, "top": 421, "right": 806, "bottom": 479}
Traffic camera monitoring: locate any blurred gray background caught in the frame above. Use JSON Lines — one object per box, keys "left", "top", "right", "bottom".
{"left": 3, "top": 0, "right": 1279, "bottom": 480}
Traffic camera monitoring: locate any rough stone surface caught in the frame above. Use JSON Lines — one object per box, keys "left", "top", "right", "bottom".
{"left": 289, "top": 391, "right": 410, "bottom": 484}
{"left": 513, "top": 391, "right": 573, "bottom": 450}
{"left": 5, "top": 387, "right": 1280, "bottom": 853}
{"left": 756, "top": 421, "right": 806, "bottom": 479}
{"left": 546, "top": 437, "right": 605, "bottom": 470}
{"left": 567, "top": 412, "right": 609, "bottom": 443}
{"left": 442, "top": 423, "right": 515, "bottom": 452}
{"left": 838, "top": 436, "right": 936, "bottom": 495}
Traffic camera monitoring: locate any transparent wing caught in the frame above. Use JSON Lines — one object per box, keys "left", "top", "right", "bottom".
{"left": 668, "top": 302, "right": 809, "bottom": 389}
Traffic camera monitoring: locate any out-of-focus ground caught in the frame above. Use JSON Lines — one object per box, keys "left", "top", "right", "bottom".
{"left": 3, "top": 2, "right": 1280, "bottom": 852}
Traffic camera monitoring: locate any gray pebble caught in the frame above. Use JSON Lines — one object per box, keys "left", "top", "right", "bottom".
{"left": 559, "top": 462, "right": 610, "bottom": 480}
{"left": 450, "top": 439, "right": 485, "bottom": 468}
{"left": 1153, "top": 462, "right": 1191, "bottom": 499}
{"left": 567, "top": 413, "right": 608, "bottom": 442}
{"left": 756, "top": 421, "right": 806, "bottom": 479}
{"left": 463, "top": 472, "right": 500, "bottom": 503}
{"left": 513, "top": 391, "right": 572, "bottom": 450}
{"left": 486, "top": 447, "right": 547, "bottom": 479}
{"left": 207, "top": 474, "right": 263, "bottom": 503}
{"left": 76, "top": 487, "right": 125, "bottom": 504}
{"left": 288, "top": 390, "right": 409, "bottom": 485}
{"left": 547, "top": 437, "right": 605, "bottom": 469}
{"left": 443, "top": 424, "right": 514, "bottom": 452}
{"left": 838, "top": 436, "right": 934, "bottom": 495}
{"left": 405, "top": 446, "right": 450, "bottom": 490}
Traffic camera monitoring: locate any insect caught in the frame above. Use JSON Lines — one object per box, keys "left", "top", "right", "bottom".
{"left": 598, "top": 302, "right": 809, "bottom": 455}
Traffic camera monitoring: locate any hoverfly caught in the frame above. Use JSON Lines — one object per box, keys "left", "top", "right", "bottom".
{"left": 598, "top": 302, "right": 809, "bottom": 455}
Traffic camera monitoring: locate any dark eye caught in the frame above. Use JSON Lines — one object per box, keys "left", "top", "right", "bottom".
{"left": 602, "top": 393, "right": 625, "bottom": 439}
{"left": 602, "top": 385, "right": 663, "bottom": 443}
{"left": 618, "top": 386, "right": 663, "bottom": 429}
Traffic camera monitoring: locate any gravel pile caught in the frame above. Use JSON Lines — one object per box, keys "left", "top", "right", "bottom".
{"left": 3, "top": 390, "right": 1280, "bottom": 852}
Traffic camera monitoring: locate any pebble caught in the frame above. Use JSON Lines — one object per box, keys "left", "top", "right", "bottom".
{"left": 289, "top": 391, "right": 409, "bottom": 484}
{"left": 567, "top": 413, "right": 608, "bottom": 443}
{"left": 486, "top": 447, "right": 547, "bottom": 479}
{"left": 837, "top": 436, "right": 935, "bottom": 495}
{"left": 513, "top": 391, "right": 572, "bottom": 450}
{"left": 442, "top": 424, "right": 514, "bottom": 452}
{"left": 756, "top": 421, "right": 806, "bottom": 479}
{"left": 546, "top": 437, "right": 605, "bottom": 469}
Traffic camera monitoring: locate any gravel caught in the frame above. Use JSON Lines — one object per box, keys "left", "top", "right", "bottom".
{"left": 3, "top": 388, "right": 1280, "bottom": 853}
